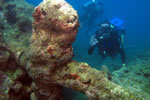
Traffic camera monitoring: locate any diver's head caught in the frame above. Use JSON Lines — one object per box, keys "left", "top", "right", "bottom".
{"left": 92, "top": 0, "right": 96, "bottom": 2}
{"left": 100, "top": 20, "right": 111, "bottom": 33}
{"left": 102, "top": 20, "right": 110, "bottom": 24}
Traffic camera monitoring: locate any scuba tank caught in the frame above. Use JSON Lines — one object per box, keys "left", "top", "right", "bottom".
{"left": 110, "top": 17, "right": 125, "bottom": 48}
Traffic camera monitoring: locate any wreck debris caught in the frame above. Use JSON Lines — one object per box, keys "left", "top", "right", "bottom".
{"left": 24, "top": 0, "right": 143, "bottom": 99}
{"left": 0, "top": 0, "right": 146, "bottom": 99}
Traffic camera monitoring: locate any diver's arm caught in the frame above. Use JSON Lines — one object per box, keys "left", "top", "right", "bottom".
{"left": 120, "top": 48, "right": 126, "bottom": 65}
{"left": 88, "top": 35, "right": 98, "bottom": 55}
{"left": 121, "top": 34, "right": 124, "bottom": 45}
{"left": 88, "top": 45, "right": 96, "bottom": 55}
{"left": 119, "top": 29, "right": 125, "bottom": 46}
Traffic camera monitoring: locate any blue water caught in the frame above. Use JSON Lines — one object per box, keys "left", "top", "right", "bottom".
{"left": 26, "top": 0, "right": 150, "bottom": 46}
{"left": 26, "top": 0, "right": 150, "bottom": 99}
{"left": 25, "top": 0, "right": 43, "bottom": 6}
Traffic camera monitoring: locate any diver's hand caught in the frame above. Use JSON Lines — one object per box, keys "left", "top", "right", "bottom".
{"left": 88, "top": 46, "right": 95, "bottom": 55}
{"left": 122, "top": 63, "right": 126, "bottom": 67}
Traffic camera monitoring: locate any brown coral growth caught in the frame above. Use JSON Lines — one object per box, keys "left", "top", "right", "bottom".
{"left": 33, "top": 7, "right": 45, "bottom": 24}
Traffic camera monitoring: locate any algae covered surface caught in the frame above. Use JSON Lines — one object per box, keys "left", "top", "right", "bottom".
{"left": 0, "top": 0, "right": 149, "bottom": 100}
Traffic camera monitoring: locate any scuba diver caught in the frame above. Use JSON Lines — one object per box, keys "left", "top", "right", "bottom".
{"left": 79, "top": 0, "right": 103, "bottom": 28}
{"left": 88, "top": 18, "right": 126, "bottom": 66}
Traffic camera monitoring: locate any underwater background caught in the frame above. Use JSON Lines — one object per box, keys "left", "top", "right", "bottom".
{"left": 12, "top": 0, "right": 150, "bottom": 99}
{"left": 25, "top": 0, "right": 150, "bottom": 63}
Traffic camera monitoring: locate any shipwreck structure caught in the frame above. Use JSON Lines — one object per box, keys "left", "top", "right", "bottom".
{"left": 0, "top": 0, "right": 144, "bottom": 99}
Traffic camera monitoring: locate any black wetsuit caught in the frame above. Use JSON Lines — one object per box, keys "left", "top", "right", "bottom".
{"left": 88, "top": 27, "right": 126, "bottom": 64}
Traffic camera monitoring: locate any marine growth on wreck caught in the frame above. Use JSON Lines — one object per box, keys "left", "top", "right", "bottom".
{"left": 0, "top": 0, "right": 150, "bottom": 100}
